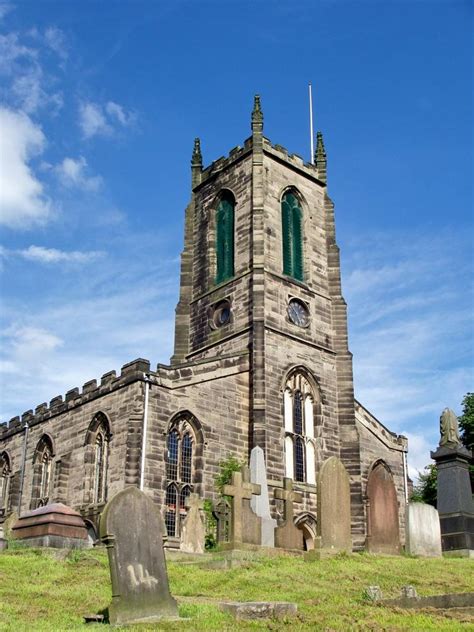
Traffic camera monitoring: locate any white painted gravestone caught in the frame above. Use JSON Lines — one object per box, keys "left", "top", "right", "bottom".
{"left": 100, "top": 487, "right": 178, "bottom": 624}
{"left": 406, "top": 502, "right": 442, "bottom": 557}
{"left": 250, "top": 446, "right": 277, "bottom": 547}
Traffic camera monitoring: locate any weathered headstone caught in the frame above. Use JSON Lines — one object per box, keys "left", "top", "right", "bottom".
{"left": 180, "top": 493, "right": 205, "bottom": 554}
{"left": 220, "top": 601, "right": 297, "bottom": 620}
{"left": 99, "top": 487, "right": 178, "bottom": 625}
{"left": 313, "top": 456, "right": 352, "bottom": 558}
{"left": 274, "top": 478, "right": 304, "bottom": 550}
{"left": 431, "top": 408, "right": 474, "bottom": 556}
{"left": 250, "top": 447, "right": 277, "bottom": 547}
{"left": 11, "top": 503, "right": 88, "bottom": 549}
{"left": 222, "top": 467, "right": 261, "bottom": 548}
{"left": 366, "top": 462, "right": 400, "bottom": 554}
{"left": 213, "top": 498, "right": 231, "bottom": 544}
{"left": 406, "top": 502, "right": 442, "bottom": 557}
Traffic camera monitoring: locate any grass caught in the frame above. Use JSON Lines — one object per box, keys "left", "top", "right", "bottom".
{"left": 0, "top": 546, "right": 473, "bottom": 631}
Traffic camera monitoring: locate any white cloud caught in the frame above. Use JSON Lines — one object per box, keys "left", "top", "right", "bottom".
{"left": 0, "top": 107, "right": 52, "bottom": 229}
{"left": 55, "top": 156, "right": 103, "bottom": 192}
{"left": 0, "top": 2, "right": 14, "bottom": 20}
{"left": 16, "top": 245, "right": 104, "bottom": 264}
{"left": 79, "top": 100, "right": 135, "bottom": 139}
{"left": 44, "top": 26, "right": 68, "bottom": 61}
{"left": 78, "top": 102, "right": 112, "bottom": 139}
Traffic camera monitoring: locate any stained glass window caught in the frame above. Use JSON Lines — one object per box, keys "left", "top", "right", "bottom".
{"left": 293, "top": 391, "right": 303, "bottom": 435}
{"left": 294, "top": 437, "right": 305, "bottom": 482}
{"left": 216, "top": 195, "right": 235, "bottom": 284}
{"left": 282, "top": 191, "right": 303, "bottom": 281}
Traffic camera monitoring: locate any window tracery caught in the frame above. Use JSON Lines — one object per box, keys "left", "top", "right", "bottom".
{"left": 0, "top": 452, "right": 11, "bottom": 516}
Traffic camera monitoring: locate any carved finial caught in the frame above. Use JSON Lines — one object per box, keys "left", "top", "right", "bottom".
{"left": 439, "top": 408, "right": 461, "bottom": 448}
{"left": 191, "top": 137, "right": 202, "bottom": 166}
{"left": 251, "top": 94, "right": 263, "bottom": 132}
{"left": 315, "top": 131, "right": 327, "bottom": 183}
{"left": 191, "top": 137, "right": 202, "bottom": 188}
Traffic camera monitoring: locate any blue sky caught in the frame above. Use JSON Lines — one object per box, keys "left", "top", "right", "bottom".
{"left": 0, "top": 0, "right": 472, "bottom": 480}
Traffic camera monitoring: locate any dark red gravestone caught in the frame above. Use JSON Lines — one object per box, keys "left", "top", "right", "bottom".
{"left": 366, "top": 463, "right": 400, "bottom": 555}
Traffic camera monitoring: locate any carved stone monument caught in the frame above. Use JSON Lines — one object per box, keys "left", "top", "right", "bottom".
{"left": 250, "top": 447, "right": 277, "bottom": 547}
{"left": 313, "top": 456, "right": 352, "bottom": 558}
{"left": 100, "top": 487, "right": 178, "bottom": 624}
{"left": 406, "top": 502, "right": 442, "bottom": 557}
{"left": 222, "top": 467, "right": 261, "bottom": 549}
{"left": 274, "top": 478, "right": 304, "bottom": 551}
{"left": 431, "top": 408, "right": 474, "bottom": 556}
{"left": 180, "top": 493, "right": 205, "bottom": 554}
{"left": 11, "top": 503, "right": 88, "bottom": 548}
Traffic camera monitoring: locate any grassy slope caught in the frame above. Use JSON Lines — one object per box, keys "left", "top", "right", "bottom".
{"left": 0, "top": 547, "right": 473, "bottom": 631}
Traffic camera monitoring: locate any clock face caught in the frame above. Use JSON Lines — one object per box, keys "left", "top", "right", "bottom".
{"left": 287, "top": 298, "right": 310, "bottom": 328}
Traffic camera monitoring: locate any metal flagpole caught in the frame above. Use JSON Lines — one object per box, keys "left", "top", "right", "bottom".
{"left": 309, "top": 83, "right": 314, "bottom": 164}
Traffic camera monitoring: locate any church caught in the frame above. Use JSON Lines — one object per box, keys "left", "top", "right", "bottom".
{"left": 0, "top": 96, "right": 408, "bottom": 553}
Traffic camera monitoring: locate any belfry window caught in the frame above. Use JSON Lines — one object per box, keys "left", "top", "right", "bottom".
{"left": 32, "top": 435, "right": 54, "bottom": 508}
{"left": 282, "top": 191, "right": 303, "bottom": 281}
{"left": 216, "top": 193, "right": 235, "bottom": 284}
{"left": 0, "top": 452, "right": 11, "bottom": 516}
{"left": 283, "top": 371, "right": 317, "bottom": 484}
{"left": 165, "top": 416, "right": 196, "bottom": 538}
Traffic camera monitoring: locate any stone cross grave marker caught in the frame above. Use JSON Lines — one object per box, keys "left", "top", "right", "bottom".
{"left": 223, "top": 467, "right": 261, "bottom": 547}
{"left": 100, "top": 487, "right": 178, "bottom": 625}
{"left": 274, "top": 477, "right": 304, "bottom": 550}
{"left": 250, "top": 446, "right": 277, "bottom": 547}
{"left": 180, "top": 493, "right": 205, "bottom": 554}
{"left": 213, "top": 498, "right": 231, "bottom": 544}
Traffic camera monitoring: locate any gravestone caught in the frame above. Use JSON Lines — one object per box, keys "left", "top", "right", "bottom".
{"left": 100, "top": 487, "right": 178, "bottom": 625}
{"left": 0, "top": 526, "right": 7, "bottom": 551}
{"left": 180, "top": 493, "right": 205, "bottom": 554}
{"left": 366, "top": 462, "right": 400, "bottom": 554}
{"left": 406, "top": 502, "right": 442, "bottom": 557}
{"left": 274, "top": 478, "right": 304, "bottom": 550}
{"left": 431, "top": 408, "right": 474, "bottom": 556}
{"left": 250, "top": 447, "right": 277, "bottom": 547}
{"left": 11, "top": 503, "right": 88, "bottom": 548}
{"left": 313, "top": 456, "right": 352, "bottom": 558}
{"left": 222, "top": 467, "right": 261, "bottom": 548}
{"left": 213, "top": 498, "right": 231, "bottom": 544}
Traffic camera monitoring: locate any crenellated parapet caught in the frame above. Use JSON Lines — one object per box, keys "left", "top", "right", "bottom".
{"left": 0, "top": 358, "right": 152, "bottom": 440}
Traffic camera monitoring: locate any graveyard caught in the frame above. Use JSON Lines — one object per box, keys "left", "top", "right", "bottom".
{"left": 0, "top": 544, "right": 473, "bottom": 630}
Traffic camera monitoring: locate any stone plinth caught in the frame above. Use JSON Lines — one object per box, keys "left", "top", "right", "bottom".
{"left": 11, "top": 503, "right": 88, "bottom": 548}
{"left": 220, "top": 601, "right": 297, "bottom": 620}
{"left": 406, "top": 502, "right": 442, "bottom": 557}
{"left": 431, "top": 445, "right": 474, "bottom": 555}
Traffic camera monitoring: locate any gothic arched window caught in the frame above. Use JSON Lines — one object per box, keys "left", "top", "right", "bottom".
{"left": 216, "top": 193, "right": 235, "bottom": 284}
{"left": 283, "top": 371, "right": 317, "bottom": 484}
{"left": 0, "top": 452, "right": 11, "bottom": 516}
{"left": 32, "top": 435, "right": 54, "bottom": 508}
{"left": 165, "top": 415, "right": 198, "bottom": 538}
{"left": 85, "top": 412, "right": 111, "bottom": 505}
{"left": 282, "top": 190, "right": 303, "bottom": 281}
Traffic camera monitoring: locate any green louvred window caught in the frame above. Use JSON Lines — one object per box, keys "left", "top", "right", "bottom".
{"left": 282, "top": 192, "right": 303, "bottom": 281}
{"left": 216, "top": 196, "right": 235, "bottom": 284}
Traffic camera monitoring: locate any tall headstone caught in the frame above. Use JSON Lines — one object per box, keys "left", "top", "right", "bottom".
{"left": 313, "top": 456, "right": 351, "bottom": 558}
{"left": 180, "top": 493, "right": 205, "bottom": 554}
{"left": 366, "top": 462, "right": 400, "bottom": 554}
{"left": 406, "top": 502, "right": 442, "bottom": 557}
{"left": 250, "top": 447, "right": 277, "bottom": 547}
{"left": 431, "top": 408, "right": 474, "bottom": 556}
{"left": 100, "top": 487, "right": 178, "bottom": 625}
{"left": 274, "top": 478, "right": 304, "bottom": 550}
{"left": 222, "top": 467, "right": 261, "bottom": 548}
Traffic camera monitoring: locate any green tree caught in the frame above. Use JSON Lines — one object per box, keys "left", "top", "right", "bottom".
{"left": 458, "top": 392, "right": 474, "bottom": 452}
{"left": 410, "top": 464, "right": 437, "bottom": 507}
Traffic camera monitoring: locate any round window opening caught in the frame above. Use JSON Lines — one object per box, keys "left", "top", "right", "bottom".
{"left": 287, "top": 298, "right": 310, "bottom": 328}
{"left": 212, "top": 300, "right": 231, "bottom": 328}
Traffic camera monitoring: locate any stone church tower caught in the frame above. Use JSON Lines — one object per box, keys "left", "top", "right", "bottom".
{"left": 0, "top": 97, "right": 408, "bottom": 553}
